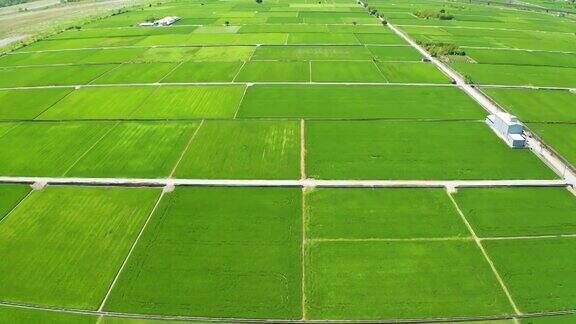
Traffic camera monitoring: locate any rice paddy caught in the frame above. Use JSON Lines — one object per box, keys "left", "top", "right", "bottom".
{"left": 0, "top": 0, "right": 574, "bottom": 322}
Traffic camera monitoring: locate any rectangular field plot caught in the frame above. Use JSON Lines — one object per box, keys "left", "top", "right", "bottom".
{"left": 173, "top": 120, "right": 300, "bottom": 179}
{"left": 0, "top": 305, "right": 96, "bottom": 323}
{"left": 529, "top": 123, "right": 576, "bottom": 167}
{"left": 66, "top": 122, "right": 199, "bottom": 178}
{"left": 39, "top": 87, "right": 155, "bottom": 120}
{"left": 162, "top": 61, "right": 243, "bottom": 82}
{"left": 131, "top": 85, "right": 245, "bottom": 119}
{"left": 355, "top": 33, "right": 406, "bottom": 45}
{"left": 452, "top": 63, "right": 576, "bottom": 87}
{"left": 0, "top": 122, "right": 114, "bottom": 176}
{"left": 252, "top": 45, "right": 373, "bottom": 60}
{"left": 453, "top": 187, "right": 576, "bottom": 237}
{"left": 104, "top": 187, "right": 302, "bottom": 319}
{"left": 311, "top": 61, "right": 385, "bottom": 82}
{"left": 235, "top": 61, "right": 309, "bottom": 82}
{"left": 377, "top": 62, "right": 450, "bottom": 83}
{"left": 484, "top": 237, "right": 576, "bottom": 313}
{"left": 239, "top": 85, "right": 485, "bottom": 120}
{"left": 0, "top": 88, "right": 72, "bottom": 120}
{"left": 483, "top": 88, "right": 576, "bottom": 123}
{"left": 466, "top": 48, "right": 576, "bottom": 68}
{"left": 367, "top": 45, "right": 422, "bottom": 62}
{"left": 0, "top": 184, "right": 30, "bottom": 221}
{"left": 0, "top": 64, "right": 117, "bottom": 87}
{"left": 92, "top": 63, "right": 178, "bottom": 84}
{"left": 305, "top": 121, "right": 556, "bottom": 180}
{"left": 0, "top": 186, "right": 160, "bottom": 309}
{"left": 287, "top": 33, "right": 359, "bottom": 45}
{"left": 306, "top": 240, "right": 512, "bottom": 319}
{"left": 306, "top": 188, "right": 468, "bottom": 239}
{"left": 0, "top": 48, "right": 142, "bottom": 67}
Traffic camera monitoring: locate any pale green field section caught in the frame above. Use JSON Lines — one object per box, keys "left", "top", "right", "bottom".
{"left": 39, "top": 87, "right": 156, "bottom": 120}
{"left": 130, "top": 86, "right": 246, "bottom": 119}
{"left": 529, "top": 123, "right": 576, "bottom": 167}
{"left": 239, "top": 85, "right": 485, "bottom": 120}
{"left": 453, "top": 187, "right": 576, "bottom": 237}
{"left": 306, "top": 187, "right": 468, "bottom": 239}
{"left": 65, "top": 122, "right": 199, "bottom": 178}
{"left": 0, "top": 122, "right": 114, "bottom": 176}
{"left": 252, "top": 45, "right": 374, "bottom": 60}
{"left": 0, "top": 184, "right": 30, "bottom": 221}
{"left": 162, "top": 62, "right": 243, "bottom": 82}
{"left": 92, "top": 63, "right": 179, "bottom": 84}
{"left": 236, "top": 61, "right": 310, "bottom": 82}
{"left": 377, "top": 62, "right": 451, "bottom": 83}
{"left": 104, "top": 187, "right": 302, "bottom": 319}
{"left": 0, "top": 88, "right": 72, "bottom": 120}
{"left": 311, "top": 61, "right": 385, "bottom": 82}
{"left": 0, "top": 186, "right": 160, "bottom": 309}
{"left": 485, "top": 237, "right": 576, "bottom": 313}
{"left": 306, "top": 120, "right": 556, "bottom": 180}
{"left": 306, "top": 240, "right": 513, "bottom": 319}
{"left": 174, "top": 120, "right": 300, "bottom": 179}
{"left": 483, "top": 88, "right": 576, "bottom": 123}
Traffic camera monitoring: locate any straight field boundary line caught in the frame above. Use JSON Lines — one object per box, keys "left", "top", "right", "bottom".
{"left": 97, "top": 189, "right": 167, "bottom": 311}
{"left": 233, "top": 86, "right": 249, "bottom": 119}
{"left": 371, "top": 60, "right": 389, "bottom": 82}
{"left": 0, "top": 177, "right": 569, "bottom": 188}
{"left": 300, "top": 119, "right": 306, "bottom": 180}
{"left": 310, "top": 237, "right": 472, "bottom": 243}
{"left": 1, "top": 298, "right": 576, "bottom": 323}
{"left": 10, "top": 43, "right": 412, "bottom": 55}
{"left": 481, "top": 233, "right": 576, "bottom": 241}
{"left": 446, "top": 190, "right": 522, "bottom": 319}
{"left": 168, "top": 120, "right": 205, "bottom": 178}
{"left": 30, "top": 87, "right": 77, "bottom": 120}
{"left": 156, "top": 61, "right": 185, "bottom": 83}
{"left": 301, "top": 187, "right": 307, "bottom": 320}
{"left": 0, "top": 81, "right": 460, "bottom": 91}
{"left": 87, "top": 63, "right": 125, "bottom": 85}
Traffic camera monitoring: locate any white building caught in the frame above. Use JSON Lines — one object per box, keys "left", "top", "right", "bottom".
{"left": 486, "top": 112, "right": 526, "bottom": 148}
{"left": 139, "top": 16, "right": 180, "bottom": 27}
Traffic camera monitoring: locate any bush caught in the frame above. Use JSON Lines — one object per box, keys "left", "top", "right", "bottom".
{"left": 419, "top": 41, "right": 465, "bottom": 57}
{"left": 413, "top": 8, "right": 455, "bottom": 20}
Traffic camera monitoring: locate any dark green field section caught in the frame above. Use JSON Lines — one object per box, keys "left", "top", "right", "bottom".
{"left": 529, "top": 123, "right": 576, "bottom": 168}
{"left": 453, "top": 187, "right": 576, "bottom": 237}
{"left": 236, "top": 61, "right": 310, "bottom": 82}
{"left": 239, "top": 85, "right": 484, "bottom": 120}
{"left": 104, "top": 187, "right": 302, "bottom": 319}
{"left": 305, "top": 120, "right": 556, "bottom": 180}
{"left": 0, "top": 184, "right": 30, "bottom": 221}
{"left": 305, "top": 187, "right": 469, "bottom": 239}
{"left": 0, "top": 64, "right": 117, "bottom": 87}
{"left": 305, "top": 240, "right": 512, "bottom": 319}
{"left": 484, "top": 238, "right": 576, "bottom": 313}
{"left": 0, "top": 186, "right": 160, "bottom": 309}
{"left": 0, "top": 88, "right": 73, "bottom": 120}
{"left": 483, "top": 88, "right": 576, "bottom": 123}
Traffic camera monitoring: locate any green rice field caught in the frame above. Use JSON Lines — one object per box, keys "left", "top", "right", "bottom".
{"left": 0, "top": 0, "right": 574, "bottom": 322}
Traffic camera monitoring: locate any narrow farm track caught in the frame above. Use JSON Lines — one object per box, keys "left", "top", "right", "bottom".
{"left": 0, "top": 176, "right": 569, "bottom": 188}
{"left": 382, "top": 18, "right": 576, "bottom": 186}
{"left": 0, "top": 299, "right": 575, "bottom": 323}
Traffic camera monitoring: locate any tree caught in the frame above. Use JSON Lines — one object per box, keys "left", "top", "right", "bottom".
{"left": 224, "top": 21, "right": 230, "bottom": 26}
{"left": 255, "top": 0, "right": 262, "bottom": 3}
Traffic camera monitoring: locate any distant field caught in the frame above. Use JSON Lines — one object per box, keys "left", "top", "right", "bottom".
{"left": 0, "top": 186, "right": 159, "bottom": 308}
{"left": 453, "top": 187, "right": 576, "bottom": 237}
{"left": 465, "top": 49, "right": 576, "bottom": 68}
{"left": 453, "top": 63, "right": 576, "bottom": 87}
{"left": 483, "top": 88, "right": 576, "bottom": 123}
{"left": 0, "top": 64, "right": 117, "bottom": 87}
{"left": 104, "top": 187, "right": 302, "bottom": 318}
{"left": 305, "top": 120, "right": 556, "bottom": 180}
